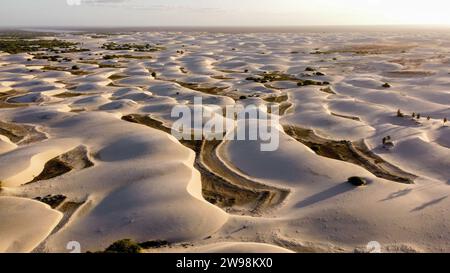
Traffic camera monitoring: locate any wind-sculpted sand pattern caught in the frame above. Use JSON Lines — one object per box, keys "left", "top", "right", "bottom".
{"left": 283, "top": 125, "right": 417, "bottom": 184}
{"left": 1, "top": 30, "right": 450, "bottom": 253}
{"left": 122, "top": 114, "right": 290, "bottom": 215}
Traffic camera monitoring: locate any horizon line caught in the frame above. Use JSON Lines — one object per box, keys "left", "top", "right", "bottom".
{"left": 2, "top": 24, "right": 450, "bottom": 29}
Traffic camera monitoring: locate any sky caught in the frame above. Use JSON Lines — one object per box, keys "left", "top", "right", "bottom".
{"left": 1, "top": 0, "right": 450, "bottom": 27}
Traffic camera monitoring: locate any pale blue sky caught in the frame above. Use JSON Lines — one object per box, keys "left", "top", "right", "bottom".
{"left": 1, "top": 0, "right": 450, "bottom": 27}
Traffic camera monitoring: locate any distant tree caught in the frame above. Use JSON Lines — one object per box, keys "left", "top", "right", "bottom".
{"left": 427, "top": 116, "right": 431, "bottom": 121}
{"left": 444, "top": 118, "right": 448, "bottom": 125}
{"left": 151, "top": 72, "right": 157, "bottom": 78}
{"left": 71, "top": 65, "right": 79, "bottom": 70}
{"left": 412, "top": 112, "right": 416, "bottom": 118}
{"left": 416, "top": 113, "right": 421, "bottom": 120}
{"left": 382, "top": 83, "right": 391, "bottom": 88}
{"left": 397, "top": 109, "right": 404, "bottom": 117}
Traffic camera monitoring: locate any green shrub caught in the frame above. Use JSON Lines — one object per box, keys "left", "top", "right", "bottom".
{"left": 104, "top": 239, "right": 141, "bottom": 253}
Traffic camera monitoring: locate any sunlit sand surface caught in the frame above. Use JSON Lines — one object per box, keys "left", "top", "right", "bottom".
{"left": 0, "top": 29, "right": 449, "bottom": 253}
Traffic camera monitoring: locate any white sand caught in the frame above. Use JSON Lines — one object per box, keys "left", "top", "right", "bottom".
{"left": 0, "top": 30, "right": 449, "bottom": 253}
{"left": 0, "top": 197, "right": 62, "bottom": 253}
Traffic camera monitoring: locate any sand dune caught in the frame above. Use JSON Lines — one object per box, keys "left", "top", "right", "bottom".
{"left": 1, "top": 30, "right": 450, "bottom": 253}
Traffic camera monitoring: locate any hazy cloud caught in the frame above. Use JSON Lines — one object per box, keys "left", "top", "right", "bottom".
{"left": 75, "top": 0, "right": 227, "bottom": 13}
{"left": 80, "top": 0, "right": 130, "bottom": 5}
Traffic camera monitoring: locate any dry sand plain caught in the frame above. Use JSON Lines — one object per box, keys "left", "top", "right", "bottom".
{"left": 0, "top": 30, "right": 449, "bottom": 253}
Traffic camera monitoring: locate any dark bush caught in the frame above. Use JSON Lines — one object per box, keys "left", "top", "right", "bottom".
{"left": 382, "top": 83, "right": 391, "bottom": 88}
{"left": 138, "top": 240, "right": 170, "bottom": 249}
{"left": 103, "top": 55, "right": 115, "bottom": 60}
{"left": 104, "top": 239, "right": 141, "bottom": 253}
{"left": 34, "top": 195, "right": 66, "bottom": 209}
{"left": 311, "top": 145, "right": 321, "bottom": 153}
{"left": 347, "top": 176, "right": 367, "bottom": 186}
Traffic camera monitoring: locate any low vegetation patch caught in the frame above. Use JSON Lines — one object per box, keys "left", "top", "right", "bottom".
{"left": 103, "top": 239, "right": 142, "bottom": 253}
{"left": 103, "top": 54, "right": 152, "bottom": 60}
{"left": 138, "top": 240, "right": 170, "bottom": 249}
{"left": 97, "top": 239, "right": 171, "bottom": 253}
{"left": 297, "top": 79, "right": 330, "bottom": 86}
{"left": 42, "top": 66, "right": 90, "bottom": 76}
{"left": 34, "top": 194, "right": 67, "bottom": 208}
{"left": 53, "top": 92, "right": 85, "bottom": 98}
{"left": 0, "top": 38, "right": 86, "bottom": 54}
{"left": 101, "top": 42, "right": 165, "bottom": 52}
{"left": 245, "top": 71, "right": 330, "bottom": 86}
